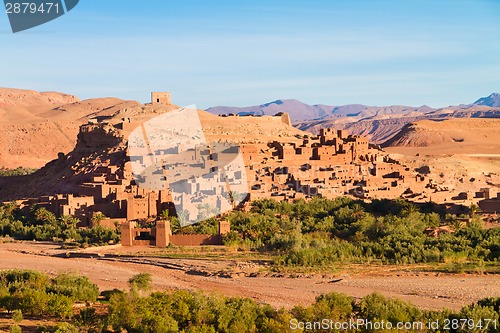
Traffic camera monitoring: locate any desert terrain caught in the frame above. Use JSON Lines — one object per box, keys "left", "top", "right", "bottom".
{"left": 383, "top": 118, "right": 500, "bottom": 201}
{"left": 0, "top": 88, "right": 140, "bottom": 168}
{"left": 0, "top": 241, "right": 498, "bottom": 312}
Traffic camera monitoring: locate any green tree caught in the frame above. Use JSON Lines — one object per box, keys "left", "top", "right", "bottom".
{"left": 359, "top": 292, "right": 422, "bottom": 324}
{"left": 52, "top": 323, "right": 79, "bottom": 333}
{"left": 455, "top": 303, "right": 500, "bottom": 333}
{"left": 60, "top": 215, "right": 78, "bottom": 229}
{"left": 229, "top": 191, "right": 244, "bottom": 209}
{"left": 12, "top": 309, "right": 23, "bottom": 322}
{"left": 469, "top": 203, "right": 479, "bottom": 219}
{"left": 183, "top": 325, "right": 217, "bottom": 333}
{"left": 19, "top": 290, "right": 50, "bottom": 316}
{"left": 160, "top": 209, "right": 170, "bottom": 220}
{"left": 47, "top": 294, "right": 73, "bottom": 319}
{"left": 9, "top": 324, "right": 21, "bottom": 333}
{"left": 91, "top": 212, "right": 106, "bottom": 226}
{"left": 129, "top": 273, "right": 152, "bottom": 293}
{"left": 177, "top": 210, "right": 190, "bottom": 227}
{"left": 74, "top": 307, "right": 102, "bottom": 332}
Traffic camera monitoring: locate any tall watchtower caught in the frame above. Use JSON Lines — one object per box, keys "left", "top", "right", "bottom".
{"left": 156, "top": 220, "right": 171, "bottom": 247}
{"left": 151, "top": 92, "right": 171, "bottom": 105}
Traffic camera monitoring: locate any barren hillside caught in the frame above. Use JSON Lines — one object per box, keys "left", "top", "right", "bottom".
{"left": 0, "top": 88, "right": 140, "bottom": 168}
{"left": 382, "top": 118, "right": 500, "bottom": 153}
{"left": 382, "top": 118, "right": 500, "bottom": 198}
{"left": 299, "top": 115, "right": 427, "bottom": 143}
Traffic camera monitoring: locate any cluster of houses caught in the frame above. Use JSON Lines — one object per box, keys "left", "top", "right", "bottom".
{"left": 241, "top": 128, "right": 426, "bottom": 201}
{"left": 8, "top": 92, "right": 500, "bottom": 247}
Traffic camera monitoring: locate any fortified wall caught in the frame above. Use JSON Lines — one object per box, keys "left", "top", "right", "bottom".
{"left": 121, "top": 220, "right": 231, "bottom": 247}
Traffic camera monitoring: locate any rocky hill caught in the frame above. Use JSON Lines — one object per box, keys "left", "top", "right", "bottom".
{"left": 382, "top": 118, "right": 500, "bottom": 153}
{"left": 207, "top": 99, "right": 333, "bottom": 122}
{"left": 0, "top": 88, "right": 140, "bottom": 168}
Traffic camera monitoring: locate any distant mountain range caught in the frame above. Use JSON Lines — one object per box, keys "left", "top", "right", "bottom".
{"left": 474, "top": 92, "right": 500, "bottom": 107}
{"left": 206, "top": 93, "right": 500, "bottom": 144}
{"left": 206, "top": 99, "right": 433, "bottom": 122}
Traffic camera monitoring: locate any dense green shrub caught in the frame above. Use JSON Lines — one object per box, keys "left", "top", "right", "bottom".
{"left": 51, "top": 323, "right": 80, "bottom": 333}
{"left": 0, "top": 204, "right": 120, "bottom": 246}
{"left": 128, "top": 273, "right": 152, "bottom": 293}
{"left": 0, "top": 270, "right": 99, "bottom": 319}
{"left": 454, "top": 303, "right": 500, "bottom": 333}
{"left": 0, "top": 167, "right": 36, "bottom": 177}
{"left": 9, "top": 324, "right": 22, "bottom": 333}
{"left": 215, "top": 197, "right": 500, "bottom": 267}
{"left": 106, "top": 289, "right": 279, "bottom": 333}
{"left": 12, "top": 309, "right": 23, "bottom": 322}
{"left": 359, "top": 292, "right": 422, "bottom": 324}
{"left": 73, "top": 307, "right": 103, "bottom": 332}
{"left": 49, "top": 273, "right": 99, "bottom": 303}
{"left": 100, "top": 288, "right": 125, "bottom": 301}
{"left": 291, "top": 292, "right": 355, "bottom": 328}
{"left": 47, "top": 294, "right": 73, "bottom": 319}
{"left": 1, "top": 270, "right": 500, "bottom": 333}
{"left": 105, "top": 289, "right": 500, "bottom": 333}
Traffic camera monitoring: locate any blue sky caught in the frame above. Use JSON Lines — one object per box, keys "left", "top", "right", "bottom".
{"left": 1, "top": 0, "right": 499, "bottom": 108}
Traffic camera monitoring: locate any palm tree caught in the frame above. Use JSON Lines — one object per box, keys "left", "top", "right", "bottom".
{"left": 176, "top": 209, "right": 190, "bottom": 227}
{"left": 197, "top": 203, "right": 213, "bottom": 220}
{"left": 401, "top": 203, "right": 418, "bottom": 217}
{"left": 91, "top": 212, "right": 106, "bottom": 227}
{"left": 196, "top": 203, "right": 206, "bottom": 220}
{"left": 160, "top": 209, "right": 169, "bottom": 220}
{"left": 351, "top": 203, "right": 365, "bottom": 220}
{"left": 452, "top": 219, "right": 464, "bottom": 232}
{"left": 210, "top": 205, "right": 221, "bottom": 216}
{"left": 469, "top": 203, "right": 479, "bottom": 219}
{"left": 202, "top": 203, "right": 211, "bottom": 212}
{"left": 229, "top": 190, "right": 244, "bottom": 209}
{"left": 60, "top": 215, "right": 78, "bottom": 229}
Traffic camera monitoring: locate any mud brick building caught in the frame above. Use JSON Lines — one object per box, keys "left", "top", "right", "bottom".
{"left": 121, "top": 220, "right": 231, "bottom": 247}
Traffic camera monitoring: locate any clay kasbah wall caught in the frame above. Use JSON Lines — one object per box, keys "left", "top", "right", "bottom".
{"left": 170, "top": 234, "right": 222, "bottom": 246}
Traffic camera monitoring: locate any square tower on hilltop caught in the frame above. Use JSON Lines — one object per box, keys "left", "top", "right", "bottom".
{"left": 151, "top": 92, "right": 171, "bottom": 105}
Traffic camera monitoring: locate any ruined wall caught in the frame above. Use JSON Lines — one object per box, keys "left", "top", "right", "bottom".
{"left": 281, "top": 113, "right": 292, "bottom": 126}
{"left": 93, "top": 218, "right": 126, "bottom": 229}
